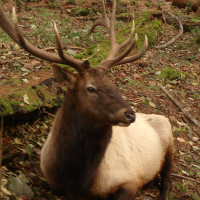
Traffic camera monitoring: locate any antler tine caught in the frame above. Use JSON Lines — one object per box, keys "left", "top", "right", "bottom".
{"left": 117, "top": 20, "right": 135, "bottom": 51}
{"left": 102, "top": 33, "right": 138, "bottom": 68}
{"left": 98, "top": 0, "right": 148, "bottom": 69}
{"left": 108, "top": 0, "right": 117, "bottom": 59}
{"left": 53, "top": 21, "right": 90, "bottom": 72}
{"left": 87, "top": 0, "right": 110, "bottom": 35}
{"left": 115, "top": 35, "right": 148, "bottom": 66}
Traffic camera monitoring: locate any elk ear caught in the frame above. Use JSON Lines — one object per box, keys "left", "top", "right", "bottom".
{"left": 52, "top": 64, "right": 77, "bottom": 88}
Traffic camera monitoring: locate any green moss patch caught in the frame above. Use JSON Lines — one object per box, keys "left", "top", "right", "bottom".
{"left": 0, "top": 84, "right": 65, "bottom": 116}
{"left": 160, "top": 67, "right": 190, "bottom": 81}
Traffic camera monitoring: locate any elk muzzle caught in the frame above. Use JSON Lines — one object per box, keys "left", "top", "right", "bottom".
{"left": 109, "top": 108, "right": 136, "bottom": 127}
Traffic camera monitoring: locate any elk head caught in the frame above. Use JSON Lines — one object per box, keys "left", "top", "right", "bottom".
{"left": 0, "top": 0, "right": 148, "bottom": 126}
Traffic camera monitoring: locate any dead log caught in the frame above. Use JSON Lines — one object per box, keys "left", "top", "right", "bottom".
{"left": 172, "top": 0, "right": 200, "bottom": 11}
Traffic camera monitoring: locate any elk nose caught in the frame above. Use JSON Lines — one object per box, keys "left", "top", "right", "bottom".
{"left": 124, "top": 111, "right": 136, "bottom": 123}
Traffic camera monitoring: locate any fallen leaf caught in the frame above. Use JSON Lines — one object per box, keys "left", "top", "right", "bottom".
{"left": 188, "top": 141, "right": 194, "bottom": 145}
{"left": 133, "top": 73, "right": 142, "bottom": 80}
{"left": 1, "top": 186, "right": 12, "bottom": 195}
{"left": 182, "top": 170, "right": 189, "bottom": 176}
{"left": 13, "top": 138, "right": 22, "bottom": 144}
{"left": 169, "top": 116, "right": 177, "bottom": 123}
{"left": 192, "top": 146, "right": 200, "bottom": 151}
{"left": 149, "top": 102, "right": 156, "bottom": 108}
{"left": 177, "top": 137, "right": 185, "bottom": 143}
{"left": 22, "top": 79, "right": 28, "bottom": 83}
{"left": 192, "top": 137, "right": 198, "bottom": 142}
{"left": 23, "top": 94, "right": 30, "bottom": 105}
{"left": 179, "top": 150, "right": 184, "bottom": 155}
{"left": 192, "top": 164, "right": 200, "bottom": 170}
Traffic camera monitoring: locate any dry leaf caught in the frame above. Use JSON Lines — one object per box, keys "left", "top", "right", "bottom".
{"left": 23, "top": 94, "right": 30, "bottom": 105}
{"left": 22, "top": 79, "right": 28, "bottom": 83}
{"left": 177, "top": 137, "right": 185, "bottom": 143}
{"left": 13, "top": 138, "right": 22, "bottom": 144}
{"left": 149, "top": 102, "right": 156, "bottom": 108}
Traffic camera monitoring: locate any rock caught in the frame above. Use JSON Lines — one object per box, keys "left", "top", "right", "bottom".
{"left": 67, "top": 49, "right": 77, "bottom": 56}
{"left": 8, "top": 173, "right": 34, "bottom": 198}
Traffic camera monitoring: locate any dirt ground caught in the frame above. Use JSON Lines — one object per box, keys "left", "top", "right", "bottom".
{"left": 0, "top": 0, "right": 199, "bottom": 199}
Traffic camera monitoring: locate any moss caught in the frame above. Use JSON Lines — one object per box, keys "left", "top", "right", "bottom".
{"left": 130, "top": 0, "right": 136, "bottom": 5}
{"left": 160, "top": 67, "right": 190, "bottom": 81}
{"left": 0, "top": 98, "right": 14, "bottom": 115}
{"left": 0, "top": 84, "right": 65, "bottom": 116}
{"left": 135, "top": 12, "right": 152, "bottom": 28}
{"left": 145, "top": 2, "right": 152, "bottom": 7}
{"left": 136, "top": 19, "right": 162, "bottom": 49}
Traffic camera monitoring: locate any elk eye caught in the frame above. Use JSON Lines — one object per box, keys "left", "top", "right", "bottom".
{"left": 87, "top": 86, "right": 96, "bottom": 93}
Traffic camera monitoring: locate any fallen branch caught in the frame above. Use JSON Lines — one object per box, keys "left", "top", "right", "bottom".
{"left": 0, "top": 115, "right": 3, "bottom": 168}
{"left": 159, "top": 84, "right": 200, "bottom": 130}
{"left": 0, "top": 115, "right": 3, "bottom": 188}
{"left": 172, "top": 173, "right": 200, "bottom": 184}
{"left": 155, "top": 1, "right": 183, "bottom": 49}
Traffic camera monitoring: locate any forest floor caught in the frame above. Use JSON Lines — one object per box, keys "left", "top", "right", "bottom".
{"left": 0, "top": 0, "right": 200, "bottom": 199}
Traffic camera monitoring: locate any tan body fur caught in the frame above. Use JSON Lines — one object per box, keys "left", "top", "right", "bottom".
{"left": 41, "top": 112, "right": 173, "bottom": 198}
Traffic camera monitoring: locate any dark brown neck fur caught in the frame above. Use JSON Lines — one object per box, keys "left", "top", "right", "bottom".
{"left": 50, "top": 92, "right": 112, "bottom": 198}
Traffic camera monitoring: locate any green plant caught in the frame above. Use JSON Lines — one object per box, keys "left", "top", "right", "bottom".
{"left": 49, "top": 0, "right": 60, "bottom": 8}
{"left": 173, "top": 126, "right": 185, "bottom": 136}
{"left": 186, "top": 1, "right": 193, "bottom": 11}
{"left": 193, "top": 193, "right": 200, "bottom": 200}
{"left": 175, "top": 182, "right": 188, "bottom": 193}
{"left": 184, "top": 155, "right": 193, "bottom": 164}
{"left": 190, "top": 26, "right": 200, "bottom": 44}
{"left": 145, "top": 2, "right": 152, "bottom": 7}
{"left": 160, "top": 67, "right": 189, "bottom": 81}
{"left": 130, "top": 0, "right": 136, "bottom": 5}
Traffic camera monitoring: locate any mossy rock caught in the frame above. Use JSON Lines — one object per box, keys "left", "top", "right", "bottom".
{"left": 0, "top": 79, "right": 65, "bottom": 116}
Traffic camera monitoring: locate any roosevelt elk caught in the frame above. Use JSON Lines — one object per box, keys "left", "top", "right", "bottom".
{"left": 0, "top": 1, "right": 174, "bottom": 199}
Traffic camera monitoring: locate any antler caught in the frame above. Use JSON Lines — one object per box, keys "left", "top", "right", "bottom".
{"left": 0, "top": 7, "right": 90, "bottom": 73}
{"left": 88, "top": 0, "right": 148, "bottom": 69}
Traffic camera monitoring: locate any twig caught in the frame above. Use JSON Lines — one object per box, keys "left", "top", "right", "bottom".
{"left": 0, "top": 115, "right": 3, "bottom": 167}
{"left": 172, "top": 173, "right": 200, "bottom": 184}
{"left": 154, "top": 1, "right": 183, "bottom": 49}
{"left": 159, "top": 84, "right": 200, "bottom": 130}
{"left": 0, "top": 115, "right": 3, "bottom": 189}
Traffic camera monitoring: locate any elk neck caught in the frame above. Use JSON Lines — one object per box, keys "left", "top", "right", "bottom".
{"left": 51, "top": 92, "right": 113, "bottom": 196}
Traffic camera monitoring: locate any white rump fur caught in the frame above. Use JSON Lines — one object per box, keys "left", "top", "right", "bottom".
{"left": 90, "top": 113, "right": 173, "bottom": 197}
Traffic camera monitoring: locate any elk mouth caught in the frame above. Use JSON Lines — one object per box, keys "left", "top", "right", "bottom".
{"left": 109, "top": 110, "right": 136, "bottom": 127}
{"left": 112, "top": 121, "right": 133, "bottom": 127}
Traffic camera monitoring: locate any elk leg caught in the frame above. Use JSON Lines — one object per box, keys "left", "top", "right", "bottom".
{"left": 159, "top": 147, "right": 173, "bottom": 200}
{"left": 113, "top": 187, "right": 136, "bottom": 200}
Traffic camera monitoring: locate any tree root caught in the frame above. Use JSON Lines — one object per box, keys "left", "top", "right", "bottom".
{"left": 155, "top": 0, "right": 183, "bottom": 49}
{"left": 159, "top": 84, "right": 200, "bottom": 130}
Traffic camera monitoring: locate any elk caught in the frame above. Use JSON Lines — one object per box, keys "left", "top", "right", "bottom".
{"left": 0, "top": 1, "right": 174, "bottom": 199}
